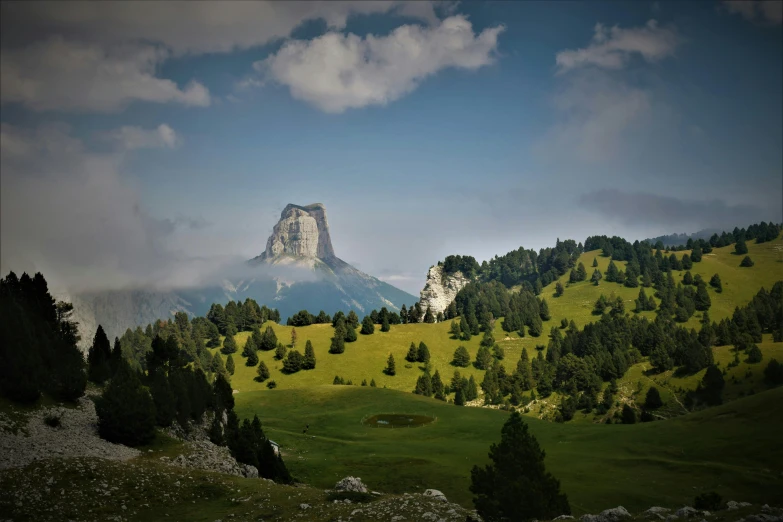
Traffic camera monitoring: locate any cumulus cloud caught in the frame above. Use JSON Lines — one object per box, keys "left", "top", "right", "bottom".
{"left": 258, "top": 15, "right": 504, "bottom": 113}
{"left": 0, "top": 37, "right": 210, "bottom": 113}
{"left": 723, "top": 1, "right": 783, "bottom": 25}
{"left": 102, "top": 124, "right": 181, "bottom": 151}
{"left": 0, "top": 1, "right": 442, "bottom": 55}
{"left": 555, "top": 19, "right": 680, "bottom": 72}
{"left": 579, "top": 189, "right": 768, "bottom": 229}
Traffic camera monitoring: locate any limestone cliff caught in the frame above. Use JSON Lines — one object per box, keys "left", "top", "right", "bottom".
{"left": 417, "top": 264, "right": 472, "bottom": 320}
{"left": 260, "top": 203, "right": 335, "bottom": 261}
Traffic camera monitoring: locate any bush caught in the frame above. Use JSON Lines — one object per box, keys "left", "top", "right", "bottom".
{"left": 44, "top": 413, "right": 62, "bottom": 428}
{"left": 746, "top": 345, "right": 763, "bottom": 364}
{"left": 694, "top": 492, "right": 723, "bottom": 511}
{"left": 764, "top": 359, "right": 783, "bottom": 386}
{"left": 266, "top": 380, "right": 277, "bottom": 389}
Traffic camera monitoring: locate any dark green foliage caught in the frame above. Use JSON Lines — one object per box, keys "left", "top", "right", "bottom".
{"left": 210, "top": 352, "right": 228, "bottom": 378}
{"left": 460, "top": 316, "right": 472, "bottom": 340}
{"left": 539, "top": 298, "right": 551, "bottom": 321}
{"left": 259, "top": 326, "right": 278, "bottom": 351}
{"left": 592, "top": 258, "right": 598, "bottom": 267}
{"left": 423, "top": 306, "right": 435, "bottom": 323}
{"left": 528, "top": 316, "right": 542, "bottom": 337}
{"left": 621, "top": 404, "right": 637, "bottom": 424}
{"left": 493, "top": 344, "right": 505, "bottom": 360}
{"left": 226, "top": 414, "right": 291, "bottom": 483}
{"left": 370, "top": 378, "right": 377, "bottom": 387}
{"left": 475, "top": 346, "right": 493, "bottom": 370}
{"left": 709, "top": 274, "right": 723, "bottom": 293}
{"left": 470, "top": 412, "right": 570, "bottom": 522}
{"left": 150, "top": 370, "right": 176, "bottom": 427}
{"left": 449, "top": 320, "right": 461, "bottom": 338}
{"left": 432, "top": 370, "right": 445, "bottom": 400}
{"left": 740, "top": 256, "right": 754, "bottom": 267}
{"left": 453, "top": 346, "right": 471, "bottom": 367}
{"left": 329, "top": 323, "right": 346, "bottom": 354}
{"left": 360, "top": 316, "right": 375, "bottom": 335}
{"left": 381, "top": 316, "right": 390, "bottom": 332}
{"left": 591, "top": 269, "right": 602, "bottom": 286}
{"left": 554, "top": 282, "right": 564, "bottom": 297}
{"left": 406, "top": 342, "right": 419, "bottom": 362}
{"left": 454, "top": 387, "right": 465, "bottom": 406}
{"left": 466, "top": 375, "right": 479, "bottom": 401}
{"left": 734, "top": 238, "right": 748, "bottom": 255}
{"left": 442, "top": 255, "right": 480, "bottom": 277}
{"left": 274, "top": 343, "right": 287, "bottom": 361}
{"left": 385, "top": 354, "right": 396, "bottom": 376}
{"left": 282, "top": 350, "right": 304, "bottom": 373}
{"left": 255, "top": 361, "right": 270, "bottom": 382}
{"left": 417, "top": 342, "right": 430, "bottom": 363}
{"left": 303, "top": 340, "right": 316, "bottom": 369}
{"left": 88, "top": 325, "right": 113, "bottom": 385}
{"left": 605, "top": 260, "right": 619, "bottom": 283}
{"left": 246, "top": 350, "right": 259, "bottom": 367}
{"left": 746, "top": 345, "right": 762, "bottom": 364}
{"left": 95, "top": 360, "right": 156, "bottom": 446}
{"left": 683, "top": 271, "right": 693, "bottom": 285}
{"left": 415, "top": 373, "right": 433, "bottom": 396}
{"left": 694, "top": 492, "right": 723, "bottom": 511}
{"left": 266, "top": 380, "right": 277, "bottom": 389}
{"left": 346, "top": 310, "right": 359, "bottom": 328}
{"left": 645, "top": 387, "right": 663, "bottom": 410}
{"left": 695, "top": 284, "right": 711, "bottom": 311}
{"left": 226, "top": 355, "right": 235, "bottom": 375}
{"left": 764, "top": 359, "right": 783, "bottom": 386}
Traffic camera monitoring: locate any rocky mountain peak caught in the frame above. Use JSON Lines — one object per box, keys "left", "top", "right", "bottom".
{"left": 260, "top": 203, "right": 335, "bottom": 260}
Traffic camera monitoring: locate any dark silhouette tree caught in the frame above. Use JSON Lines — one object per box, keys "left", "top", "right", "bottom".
{"left": 385, "top": 354, "right": 396, "bottom": 376}
{"left": 644, "top": 387, "right": 663, "bottom": 410}
{"left": 418, "top": 342, "right": 431, "bottom": 363}
{"left": 95, "top": 360, "right": 156, "bottom": 446}
{"left": 453, "top": 346, "right": 471, "bottom": 367}
{"left": 88, "top": 325, "right": 113, "bottom": 384}
{"left": 282, "top": 350, "right": 304, "bottom": 373}
{"left": 360, "top": 316, "right": 375, "bottom": 335}
{"left": 303, "top": 340, "right": 316, "bottom": 369}
{"left": 255, "top": 361, "right": 270, "bottom": 382}
{"left": 740, "top": 256, "right": 754, "bottom": 267}
{"left": 226, "top": 355, "right": 235, "bottom": 375}
{"left": 735, "top": 238, "right": 748, "bottom": 255}
{"left": 470, "top": 411, "right": 570, "bottom": 521}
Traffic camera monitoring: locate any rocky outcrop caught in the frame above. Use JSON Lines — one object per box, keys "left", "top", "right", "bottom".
{"left": 581, "top": 506, "right": 632, "bottom": 522}
{"left": 260, "top": 203, "right": 334, "bottom": 260}
{"left": 163, "top": 440, "right": 259, "bottom": 479}
{"left": 417, "top": 264, "right": 472, "bottom": 319}
{"left": 334, "top": 476, "right": 369, "bottom": 493}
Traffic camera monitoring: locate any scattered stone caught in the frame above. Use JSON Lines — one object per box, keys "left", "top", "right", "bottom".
{"left": 299, "top": 503, "right": 310, "bottom": 510}
{"left": 166, "top": 440, "right": 258, "bottom": 478}
{"left": 728, "top": 502, "right": 754, "bottom": 511}
{"left": 334, "top": 476, "right": 368, "bottom": 493}
{"left": 581, "top": 506, "right": 632, "bottom": 522}
{"left": 424, "top": 489, "right": 448, "bottom": 502}
{"left": 675, "top": 507, "right": 702, "bottom": 518}
{"left": 555, "top": 516, "right": 575, "bottom": 520}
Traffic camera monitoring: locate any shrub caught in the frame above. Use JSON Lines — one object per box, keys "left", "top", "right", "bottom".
{"left": 44, "top": 414, "right": 61, "bottom": 428}
{"left": 266, "top": 380, "right": 277, "bottom": 389}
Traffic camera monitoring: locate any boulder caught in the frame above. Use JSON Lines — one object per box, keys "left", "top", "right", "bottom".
{"left": 554, "top": 516, "right": 575, "bottom": 520}
{"left": 334, "top": 476, "right": 368, "bottom": 493}
{"left": 423, "top": 489, "right": 448, "bottom": 502}
{"left": 581, "top": 506, "right": 632, "bottom": 522}
{"left": 728, "top": 502, "right": 753, "bottom": 511}
{"left": 674, "top": 507, "right": 701, "bottom": 519}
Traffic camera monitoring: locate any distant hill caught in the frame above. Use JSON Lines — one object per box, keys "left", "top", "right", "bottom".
{"left": 644, "top": 228, "right": 722, "bottom": 247}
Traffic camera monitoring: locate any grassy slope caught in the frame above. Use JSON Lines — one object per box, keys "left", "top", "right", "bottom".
{"left": 235, "top": 385, "right": 783, "bottom": 514}
{"left": 214, "top": 235, "right": 783, "bottom": 397}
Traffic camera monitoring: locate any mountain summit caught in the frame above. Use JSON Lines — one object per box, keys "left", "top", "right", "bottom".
{"left": 259, "top": 203, "right": 335, "bottom": 261}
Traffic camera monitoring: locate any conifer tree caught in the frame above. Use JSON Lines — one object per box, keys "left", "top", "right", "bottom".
{"left": 592, "top": 258, "right": 598, "bottom": 267}
{"left": 290, "top": 327, "right": 297, "bottom": 348}
{"left": 466, "top": 375, "right": 479, "bottom": 401}
{"left": 149, "top": 369, "right": 176, "bottom": 427}
{"left": 415, "top": 373, "right": 433, "bottom": 396}
{"left": 95, "top": 359, "right": 156, "bottom": 446}
{"left": 554, "top": 282, "right": 564, "bottom": 297}
{"left": 461, "top": 317, "right": 472, "bottom": 340}
{"left": 432, "top": 370, "right": 445, "bottom": 400}
{"left": 418, "top": 342, "right": 431, "bottom": 363}
{"left": 475, "top": 346, "right": 493, "bottom": 370}
{"left": 470, "top": 412, "right": 570, "bottom": 521}
{"left": 423, "top": 306, "right": 435, "bottom": 323}
{"left": 255, "top": 361, "right": 270, "bottom": 382}
{"left": 221, "top": 334, "right": 238, "bottom": 355}
{"left": 361, "top": 316, "right": 375, "bottom": 335}
{"left": 385, "top": 354, "right": 396, "bottom": 376}
{"left": 282, "top": 350, "right": 304, "bottom": 373}
{"left": 406, "top": 342, "right": 418, "bottom": 362}
{"left": 644, "top": 387, "right": 663, "bottom": 409}
{"left": 226, "top": 355, "right": 235, "bottom": 375}
{"left": 591, "top": 269, "right": 602, "bottom": 286}
{"left": 539, "top": 299, "right": 551, "bottom": 321}
{"left": 740, "top": 255, "right": 754, "bottom": 267}
{"left": 110, "top": 337, "right": 123, "bottom": 376}
{"left": 88, "top": 325, "right": 113, "bottom": 384}
{"left": 259, "top": 326, "right": 277, "bottom": 351}
{"left": 400, "top": 305, "right": 408, "bottom": 324}
{"left": 735, "top": 238, "right": 748, "bottom": 255}
{"left": 370, "top": 378, "right": 377, "bottom": 387}
{"left": 683, "top": 271, "right": 693, "bottom": 285}
{"left": 303, "top": 340, "right": 316, "bottom": 369}
{"left": 453, "top": 346, "right": 471, "bottom": 367}
{"left": 454, "top": 386, "right": 465, "bottom": 406}
{"left": 709, "top": 274, "right": 722, "bottom": 293}
{"left": 246, "top": 350, "right": 259, "bottom": 367}
{"left": 211, "top": 352, "right": 227, "bottom": 378}
{"left": 517, "top": 348, "right": 534, "bottom": 390}
{"left": 605, "top": 260, "right": 619, "bottom": 282}
{"left": 381, "top": 316, "right": 390, "bottom": 332}
{"left": 695, "top": 283, "right": 711, "bottom": 311}
{"left": 450, "top": 320, "right": 461, "bottom": 338}
{"left": 275, "top": 343, "right": 287, "bottom": 360}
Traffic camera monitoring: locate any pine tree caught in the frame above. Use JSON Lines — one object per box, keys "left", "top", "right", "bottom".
{"left": 554, "top": 282, "right": 564, "bottom": 297}
{"left": 644, "top": 387, "right": 663, "bottom": 410}
{"left": 149, "top": 370, "right": 176, "bottom": 427}
{"left": 466, "top": 375, "right": 479, "bottom": 401}
{"left": 539, "top": 299, "right": 551, "bottom": 321}
{"left": 88, "top": 325, "right": 113, "bottom": 384}
{"left": 605, "top": 260, "right": 619, "bottom": 282}
{"left": 259, "top": 326, "right": 277, "bottom": 351}
{"left": 329, "top": 322, "right": 346, "bottom": 354}
{"left": 735, "top": 238, "right": 748, "bottom": 255}
{"left": 360, "top": 316, "right": 375, "bottom": 335}
{"left": 470, "top": 412, "right": 570, "bottom": 521}
{"left": 683, "top": 271, "right": 693, "bottom": 285}
{"left": 211, "top": 352, "right": 227, "bottom": 378}
{"left": 110, "top": 337, "right": 123, "bottom": 376}
{"left": 528, "top": 316, "right": 543, "bottom": 337}
{"left": 417, "top": 342, "right": 431, "bottom": 363}
{"left": 303, "top": 340, "right": 316, "bottom": 369}
{"left": 221, "top": 334, "right": 237, "bottom": 355}
{"left": 517, "top": 348, "right": 534, "bottom": 390}
{"left": 95, "top": 359, "right": 156, "bottom": 446}
{"left": 246, "top": 350, "right": 259, "bottom": 367}
{"left": 454, "top": 387, "right": 466, "bottom": 406}
{"left": 400, "top": 305, "right": 408, "bottom": 324}
{"left": 695, "top": 283, "right": 711, "bottom": 311}
{"left": 381, "top": 316, "right": 390, "bottom": 332}
{"left": 453, "top": 346, "right": 471, "bottom": 367}
{"left": 432, "top": 370, "right": 445, "bottom": 400}
{"left": 385, "top": 354, "right": 396, "bottom": 376}
{"left": 460, "top": 317, "right": 472, "bottom": 340}
{"left": 415, "top": 373, "right": 433, "bottom": 396}
{"left": 450, "top": 320, "right": 461, "bottom": 338}
{"left": 290, "top": 327, "right": 297, "bottom": 349}
{"left": 740, "top": 256, "right": 754, "bottom": 267}
{"left": 226, "top": 355, "right": 235, "bottom": 375}
{"left": 475, "top": 346, "right": 493, "bottom": 370}
{"left": 423, "top": 306, "right": 435, "bottom": 323}
{"left": 591, "top": 269, "right": 602, "bottom": 286}
{"left": 709, "top": 274, "right": 723, "bottom": 293}
{"left": 282, "top": 350, "right": 304, "bottom": 373}
{"left": 275, "top": 343, "right": 287, "bottom": 360}
{"left": 592, "top": 258, "right": 598, "bottom": 267}
{"left": 255, "top": 361, "right": 270, "bottom": 382}
{"left": 403, "top": 342, "right": 416, "bottom": 362}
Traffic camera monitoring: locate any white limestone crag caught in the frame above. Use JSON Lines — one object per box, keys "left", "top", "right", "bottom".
{"left": 334, "top": 476, "right": 369, "bottom": 493}
{"left": 417, "top": 264, "right": 472, "bottom": 320}
{"left": 261, "top": 203, "right": 335, "bottom": 260}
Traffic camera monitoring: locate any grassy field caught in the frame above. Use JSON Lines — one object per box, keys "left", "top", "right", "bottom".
{"left": 235, "top": 385, "right": 783, "bottom": 514}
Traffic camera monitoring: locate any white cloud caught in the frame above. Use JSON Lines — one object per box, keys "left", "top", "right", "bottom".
{"left": 555, "top": 19, "right": 680, "bottom": 72}
{"left": 2, "top": 1, "right": 441, "bottom": 55}
{"left": 259, "top": 15, "right": 504, "bottom": 113}
{"left": 723, "top": 1, "right": 783, "bottom": 25}
{"left": 103, "top": 124, "right": 181, "bottom": 151}
{"left": 0, "top": 37, "right": 210, "bottom": 113}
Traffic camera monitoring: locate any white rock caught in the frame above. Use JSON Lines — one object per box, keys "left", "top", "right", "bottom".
{"left": 417, "top": 265, "right": 471, "bottom": 320}
{"left": 675, "top": 507, "right": 701, "bottom": 518}
{"left": 424, "top": 489, "right": 448, "bottom": 502}
{"left": 334, "top": 476, "right": 368, "bottom": 493}
{"left": 581, "top": 506, "right": 632, "bottom": 522}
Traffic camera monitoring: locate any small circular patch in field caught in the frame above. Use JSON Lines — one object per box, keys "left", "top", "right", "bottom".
{"left": 362, "top": 414, "right": 435, "bottom": 428}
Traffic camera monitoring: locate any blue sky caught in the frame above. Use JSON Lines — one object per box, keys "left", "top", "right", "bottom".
{"left": 1, "top": 1, "right": 781, "bottom": 295}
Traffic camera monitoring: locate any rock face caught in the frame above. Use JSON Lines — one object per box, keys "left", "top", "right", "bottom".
{"left": 334, "top": 476, "right": 369, "bottom": 493}
{"left": 261, "top": 204, "right": 334, "bottom": 260}
{"left": 417, "top": 264, "right": 472, "bottom": 320}
{"left": 164, "top": 440, "right": 259, "bottom": 479}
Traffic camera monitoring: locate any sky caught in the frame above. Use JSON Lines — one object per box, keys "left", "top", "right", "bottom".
{"left": 1, "top": 1, "right": 781, "bottom": 296}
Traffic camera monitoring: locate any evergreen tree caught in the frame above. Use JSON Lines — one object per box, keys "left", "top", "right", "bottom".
{"left": 466, "top": 375, "right": 479, "bottom": 401}
{"left": 709, "top": 274, "right": 723, "bottom": 293}
{"left": 605, "top": 260, "right": 619, "bottom": 282}
{"left": 740, "top": 256, "right": 754, "bottom": 267}
{"left": 329, "top": 323, "right": 346, "bottom": 354}
{"left": 539, "top": 299, "right": 551, "bottom": 321}
{"left": 259, "top": 326, "right": 277, "bottom": 351}
{"left": 344, "top": 322, "right": 358, "bottom": 342}
{"left": 255, "top": 361, "right": 270, "bottom": 382}
{"left": 470, "top": 412, "right": 570, "bottom": 521}
{"left": 554, "top": 282, "right": 565, "bottom": 297}
{"left": 221, "top": 334, "right": 238, "bottom": 355}
{"left": 764, "top": 359, "right": 783, "bottom": 386}
{"left": 226, "top": 355, "right": 235, "bottom": 375}
{"left": 346, "top": 310, "right": 359, "bottom": 328}
{"left": 592, "top": 258, "right": 598, "bottom": 268}
{"left": 417, "top": 342, "right": 431, "bottom": 363}
{"left": 303, "top": 340, "right": 316, "bottom": 369}
{"left": 110, "top": 337, "right": 123, "bottom": 376}
{"left": 206, "top": 322, "right": 221, "bottom": 348}
{"left": 517, "top": 348, "right": 534, "bottom": 390}
{"left": 493, "top": 344, "right": 505, "bottom": 360}
{"left": 695, "top": 283, "right": 711, "bottom": 311}
{"left": 480, "top": 329, "right": 495, "bottom": 348}
{"left": 370, "top": 378, "right": 377, "bottom": 387}
{"left": 461, "top": 317, "right": 472, "bottom": 340}
{"left": 385, "top": 354, "right": 396, "bottom": 376}
{"left": 211, "top": 352, "right": 228, "bottom": 378}
{"left": 432, "top": 370, "right": 445, "bottom": 400}
{"left": 282, "top": 350, "right": 304, "bottom": 373}
{"left": 453, "top": 346, "right": 471, "bottom": 367}
{"left": 381, "top": 316, "right": 390, "bottom": 332}
{"left": 415, "top": 373, "right": 433, "bottom": 396}
{"left": 644, "top": 387, "right": 663, "bottom": 409}
{"left": 95, "top": 360, "right": 156, "bottom": 446}
{"left": 290, "top": 327, "right": 297, "bottom": 349}
{"left": 361, "top": 316, "right": 375, "bottom": 335}
{"left": 149, "top": 370, "right": 176, "bottom": 427}
{"left": 246, "top": 350, "right": 259, "bottom": 367}
{"left": 735, "top": 238, "right": 748, "bottom": 255}
{"left": 423, "top": 306, "right": 435, "bottom": 323}
{"left": 528, "top": 316, "right": 543, "bottom": 337}
{"left": 747, "top": 345, "right": 763, "bottom": 364}
{"left": 455, "top": 386, "right": 466, "bottom": 406}
{"left": 450, "top": 320, "right": 461, "bottom": 338}
{"left": 621, "top": 404, "right": 637, "bottom": 424}
{"left": 683, "top": 271, "right": 693, "bottom": 285}
{"left": 406, "top": 342, "right": 419, "bottom": 362}
{"left": 242, "top": 336, "right": 257, "bottom": 358}
{"left": 475, "top": 346, "right": 493, "bottom": 370}
{"left": 274, "top": 343, "right": 287, "bottom": 360}
{"left": 591, "top": 269, "right": 602, "bottom": 286}
{"left": 88, "top": 325, "right": 113, "bottom": 384}
{"left": 400, "top": 305, "right": 408, "bottom": 324}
